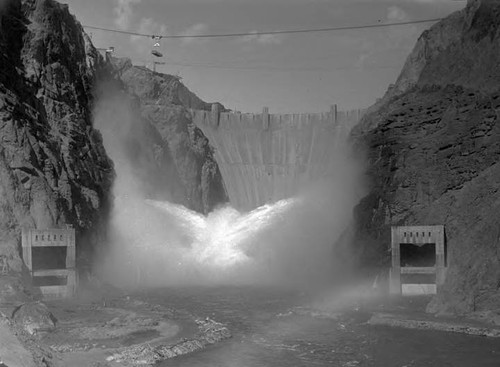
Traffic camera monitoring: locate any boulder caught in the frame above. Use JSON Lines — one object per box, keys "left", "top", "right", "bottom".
{"left": 12, "top": 302, "right": 57, "bottom": 335}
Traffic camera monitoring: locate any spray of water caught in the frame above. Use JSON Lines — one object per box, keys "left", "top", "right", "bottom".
{"left": 102, "top": 194, "right": 313, "bottom": 287}
{"left": 146, "top": 198, "right": 299, "bottom": 269}
{"left": 93, "top": 83, "right": 365, "bottom": 290}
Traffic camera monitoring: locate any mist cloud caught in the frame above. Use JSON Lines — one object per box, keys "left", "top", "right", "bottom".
{"left": 93, "top": 83, "right": 365, "bottom": 290}
{"left": 241, "top": 30, "right": 286, "bottom": 45}
{"left": 113, "top": 0, "right": 142, "bottom": 30}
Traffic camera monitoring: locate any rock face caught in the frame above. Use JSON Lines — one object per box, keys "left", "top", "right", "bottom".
{"left": 0, "top": 0, "right": 114, "bottom": 280}
{"left": 353, "top": 0, "right": 500, "bottom": 315}
{"left": 0, "top": 0, "right": 227, "bottom": 297}
{"left": 386, "top": 0, "right": 500, "bottom": 102}
{"left": 113, "top": 59, "right": 227, "bottom": 214}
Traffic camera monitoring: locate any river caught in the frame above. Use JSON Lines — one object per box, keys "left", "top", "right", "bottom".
{"left": 133, "top": 286, "right": 500, "bottom": 367}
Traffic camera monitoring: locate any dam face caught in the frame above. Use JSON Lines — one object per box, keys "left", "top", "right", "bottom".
{"left": 192, "top": 105, "right": 364, "bottom": 212}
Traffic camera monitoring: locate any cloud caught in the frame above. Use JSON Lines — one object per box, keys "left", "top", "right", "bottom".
{"left": 241, "top": 31, "right": 285, "bottom": 45}
{"left": 384, "top": 6, "right": 417, "bottom": 47}
{"left": 133, "top": 17, "right": 168, "bottom": 38}
{"left": 355, "top": 5, "right": 417, "bottom": 69}
{"left": 386, "top": 5, "right": 409, "bottom": 22}
{"left": 179, "top": 23, "right": 209, "bottom": 44}
{"left": 113, "top": 0, "right": 142, "bottom": 30}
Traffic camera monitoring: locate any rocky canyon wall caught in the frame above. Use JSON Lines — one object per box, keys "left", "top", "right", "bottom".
{"left": 353, "top": 0, "right": 500, "bottom": 315}
{"left": 0, "top": 0, "right": 114, "bottom": 285}
{"left": 113, "top": 59, "right": 227, "bottom": 214}
{"left": 0, "top": 0, "right": 231, "bottom": 297}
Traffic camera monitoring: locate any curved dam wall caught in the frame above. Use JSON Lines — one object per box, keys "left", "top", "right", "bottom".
{"left": 192, "top": 105, "right": 365, "bottom": 212}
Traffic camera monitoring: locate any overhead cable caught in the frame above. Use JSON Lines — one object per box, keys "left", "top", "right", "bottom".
{"left": 83, "top": 18, "right": 442, "bottom": 39}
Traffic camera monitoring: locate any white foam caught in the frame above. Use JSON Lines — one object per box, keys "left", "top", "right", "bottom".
{"left": 145, "top": 198, "right": 299, "bottom": 269}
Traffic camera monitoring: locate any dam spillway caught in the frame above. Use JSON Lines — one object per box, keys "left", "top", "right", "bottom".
{"left": 192, "top": 105, "right": 365, "bottom": 212}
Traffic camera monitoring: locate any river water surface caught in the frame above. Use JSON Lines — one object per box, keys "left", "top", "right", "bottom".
{"left": 136, "top": 287, "right": 500, "bottom": 367}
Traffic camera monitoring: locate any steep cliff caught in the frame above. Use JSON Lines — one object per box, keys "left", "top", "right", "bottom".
{"left": 0, "top": 0, "right": 114, "bottom": 288}
{"left": 113, "top": 59, "right": 227, "bottom": 214}
{"left": 353, "top": 0, "right": 500, "bottom": 316}
{"left": 368, "top": 0, "right": 500, "bottom": 118}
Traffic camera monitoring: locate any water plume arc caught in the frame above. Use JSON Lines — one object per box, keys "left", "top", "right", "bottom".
{"left": 145, "top": 198, "right": 299, "bottom": 269}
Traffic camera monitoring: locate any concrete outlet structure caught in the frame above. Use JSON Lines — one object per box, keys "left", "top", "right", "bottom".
{"left": 21, "top": 227, "right": 77, "bottom": 299}
{"left": 389, "top": 225, "right": 446, "bottom": 295}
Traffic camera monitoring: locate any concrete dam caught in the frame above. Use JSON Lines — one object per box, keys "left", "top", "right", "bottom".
{"left": 192, "top": 105, "right": 365, "bottom": 211}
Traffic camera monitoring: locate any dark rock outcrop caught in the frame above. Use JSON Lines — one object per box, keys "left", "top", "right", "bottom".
{"left": 112, "top": 59, "right": 227, "bottom": 214}
{"left": 0, "top": 0, "right": 114, "bottom": 282}
{"left": 92, "top": 72, "right": 187, "bottom": 207}
{"left": 12, "top": 301, "right": 56, "bottom": 335}
{"left": 366, "top": 0, "right": 500, "bottom": 118}
{"left": 353, "top": 0, "right": 500, "bottom": 315}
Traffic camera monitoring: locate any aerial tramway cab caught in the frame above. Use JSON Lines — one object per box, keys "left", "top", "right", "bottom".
{"left": 151, "top": 35, "right": 163, "bottom": 57}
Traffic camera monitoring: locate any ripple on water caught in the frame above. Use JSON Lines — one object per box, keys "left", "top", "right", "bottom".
{"left": 148, "top": 287, "right": 500, "bottom": 367}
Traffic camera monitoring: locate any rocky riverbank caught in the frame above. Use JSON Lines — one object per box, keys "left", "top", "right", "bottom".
{"left": 0, "top": 292, "right": 231, "bottom": 367}
{"left": 282, "top": 287, "right": 500, "bottom": 339}
{"left": 368, "top": 312, "right": 500, "bottom": 338}
{"left": 3, "top": 286, "right": 500, "bottom": 367}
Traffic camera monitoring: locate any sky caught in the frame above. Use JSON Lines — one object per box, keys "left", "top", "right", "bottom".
{"left": 62, "top": 0, "right": 466, "bottom": 113}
